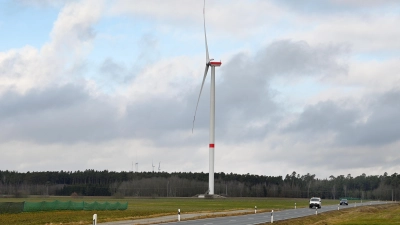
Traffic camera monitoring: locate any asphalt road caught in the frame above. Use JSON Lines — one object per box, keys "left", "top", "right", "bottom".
{"left": 100, "top": 201, "right": 388, "bottom": 225}
{"left": 158, "top": 201, "right": 386, "bottom": 225}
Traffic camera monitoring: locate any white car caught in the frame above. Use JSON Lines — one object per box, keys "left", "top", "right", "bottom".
{"left": 309, "top": 197, "right": 322, "bottom": 208}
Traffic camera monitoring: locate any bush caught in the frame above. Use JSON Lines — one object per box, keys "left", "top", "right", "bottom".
{"left": 70, "top": 192, "right": 79, "bottom": 198}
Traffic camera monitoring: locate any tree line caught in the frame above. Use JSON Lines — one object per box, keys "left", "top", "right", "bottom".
{"left": 0, "top": 170, "right": 399, "bottom": 200}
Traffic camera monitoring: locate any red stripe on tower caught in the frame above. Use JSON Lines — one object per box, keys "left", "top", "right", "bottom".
{"left": 209, "top": 144, "right": 215, "bottom": 148}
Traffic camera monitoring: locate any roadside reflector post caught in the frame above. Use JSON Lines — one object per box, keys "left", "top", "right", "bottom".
{"left": 92, "top": 214, "right": 97, "bottom": 225}
{"left": 315, "top": 206, "right": 318, "bottom": 215}
{"left": 178, "top": 209, "right": 180, "bottom": 221}
{"left": 295, "top": 203, "right": 296, "bottom": 209}
{"left": 255, "top": 206, "right": 257, "bottom": 214}
{"left": 271, "top": 210, "right": 274, "bottom": 223}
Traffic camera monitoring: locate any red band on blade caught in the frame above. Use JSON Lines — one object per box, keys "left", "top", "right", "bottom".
{"left": 209, "top": 144, "right": 215, "bottom": 148}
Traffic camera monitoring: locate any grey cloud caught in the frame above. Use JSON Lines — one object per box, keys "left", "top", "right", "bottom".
{"left": 254, "top": 40, "right": 349, "bottom": 77}
{"left": 338, "top": 89, "right": 400, "bottom": 146}
{"left": 0, "top": 40, "right": 350, "bottom": 147}
{"left": 213, "top": 40, "right": 349, "bottom": 142}
{"left": 0, "top": 84, "right": 88, "bottom": 118}
{"left": 284, "top": 100, "right": 359, "bottom": 134}
{"left": 73, "top": 24, "right": 96, "bottom": 41}
{"left": 99, "top": 58, "right": 130, "bottom": 83}
{"left": 0, "top": 85, "right": 119, "bottom": 143}
{"left": 283, "top": 89, "right": 400, "bottom": 147}
{"left": 0, "top": 52, "right": 27, "bottom": 78}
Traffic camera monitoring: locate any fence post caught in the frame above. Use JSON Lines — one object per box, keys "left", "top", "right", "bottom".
{"left": 178, "top": 209, "right": 180, "bottom": 221}
{"left": 92, "top": 214, "right": 97, "bottom": 225}
{"left": 271, "top": 210, "right": 274, "bottom": 223}
{"left": 255, "top": 206, "right": 257, "bottom": 214}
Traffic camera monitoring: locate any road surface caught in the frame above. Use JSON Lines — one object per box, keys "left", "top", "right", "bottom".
{"left": 99, "top": 201, "right": 387, "bottom": 225}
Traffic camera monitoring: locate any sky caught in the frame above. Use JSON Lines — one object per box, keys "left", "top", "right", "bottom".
{"left": 0, "top": 0, "right": 399, "bottom": 179}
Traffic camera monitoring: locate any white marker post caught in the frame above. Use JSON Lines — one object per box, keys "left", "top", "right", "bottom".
{"left": 315, "top": 206, "right": 318, "bottom": 215}
{"left": 178, "top": 209, "right": 181, "bottom": 221}
{"left": 295, "top": 203, "right": 296, "bottom": 209}
{"left": 92, "top": 214, "right": 97, "bottom": 225}
{"left": 255, "top": 206, "right": 257, "bottom": 214}
{"left": 271, "top": 210, "right": 274, "bottom": 223}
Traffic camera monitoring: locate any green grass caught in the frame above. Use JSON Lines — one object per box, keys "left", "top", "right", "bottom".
{"left": 272, "top": 203, "right": 400, "bottom": 225}
{"left": 0, "top": 196, "right": 370, "bottom": 225}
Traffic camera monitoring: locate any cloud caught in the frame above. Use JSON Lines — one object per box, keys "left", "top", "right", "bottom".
{"left": 0, "top": 39, "right": 349, "bottom": 147}
{"left": 48, "top": 0, "right": 103, "bottom": 57}
{"left": 283, "top": 89, "right": 400, "bottom": 147}
{"left": 108, "top": 0, "right": 284, "bottom": 38}
{"left": 338, "top": 89, "right": 400, "bottom": 146}
{"left": 0, "top": 0, "right": 103, "bottom": 95}
{"left": 99, "top": 58, "right": 129, "bottom": 84}
{"left": 284, "top": 13, "right": 400, "bottom": 55}
{"left": 0, "top": 84, "right": 121, "bottom": 144}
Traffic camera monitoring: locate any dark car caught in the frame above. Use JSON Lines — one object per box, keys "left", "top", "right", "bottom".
{"left": 340, "top": 199, "right": 348, "bottom": 205}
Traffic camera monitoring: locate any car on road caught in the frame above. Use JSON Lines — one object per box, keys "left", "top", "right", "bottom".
{"left": 340, "top": 199, "right": 348, "bottom": 205}
{"left": 309, "top": 197, "right": 322, "bottom": 208}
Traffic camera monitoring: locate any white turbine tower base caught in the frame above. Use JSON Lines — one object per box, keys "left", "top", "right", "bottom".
{"left": 192, "top": 0, "right": 222, "bottom": 196}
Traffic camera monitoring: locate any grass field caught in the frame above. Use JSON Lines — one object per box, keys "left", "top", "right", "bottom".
{"left": 272, "top": 203, "right": 400, "bottom": 225}
{"left": 0, "top": 196, "right": 389, "bottom": 225}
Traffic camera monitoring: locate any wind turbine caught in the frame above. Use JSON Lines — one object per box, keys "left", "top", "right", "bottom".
{"left": 192, "top": 0, "right": 222, "bottom": 196}
{"left": 158, "top": 162, "right": 161, "bottom": 173}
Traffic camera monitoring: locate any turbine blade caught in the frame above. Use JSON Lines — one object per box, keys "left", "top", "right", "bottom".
{"left": 203, "top": 0, "right": 209, "bottom": 63}
{"left": 192, "top": 64, "right": 210, "bottom": 133}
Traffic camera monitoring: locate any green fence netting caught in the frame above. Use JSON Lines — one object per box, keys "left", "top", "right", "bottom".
{"left": 0, "top": 202, "right": 25, "bottom": 214}
{"left": 23, "top": 200, "right": 84, "bottom": 212}
{"left": 22, "top": 201, "right": 127, "bottom": 212}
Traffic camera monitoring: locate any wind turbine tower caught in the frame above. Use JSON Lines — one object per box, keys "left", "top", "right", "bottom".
{"left": 158, "top": 162, "right": 161, "bottom": 173}
{"left": 192, "top": 0, "right": 222, "bottom": 196}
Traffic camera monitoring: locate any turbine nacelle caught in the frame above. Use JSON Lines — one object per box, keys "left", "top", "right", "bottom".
{"left": 209, "top": 61, "right": 222, "bottom": 67}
